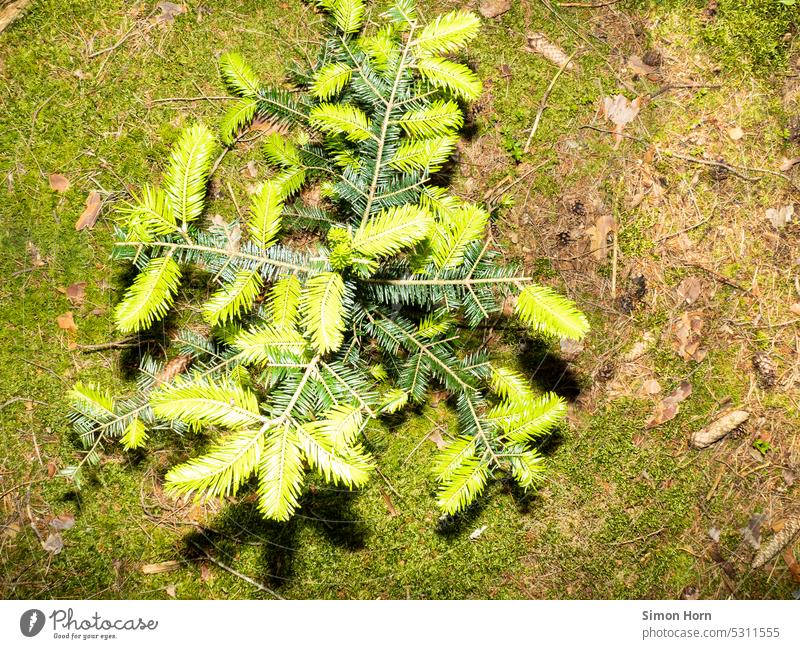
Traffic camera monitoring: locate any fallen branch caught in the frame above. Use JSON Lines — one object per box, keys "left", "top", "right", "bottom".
{"left": 559, "top": 0, "right": 621, "bottom": 7}
{"left": 524, "top": 51, "right": 578, "bottom": 153}
{"left": 149, "top": 95, "right": 236, "bottom": 104}
{"left": 76, "top": 338, "right": 155, "bottom": 352}
{"left": 0, "top": 0, "right": 32, "bottom": 34}
{"left": 188, "top": 540, "right": 284, "bottom": 599}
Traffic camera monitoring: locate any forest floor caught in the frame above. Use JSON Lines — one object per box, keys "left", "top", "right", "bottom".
{"left": 1, "top": 0, "right": 799, "bottom": 599}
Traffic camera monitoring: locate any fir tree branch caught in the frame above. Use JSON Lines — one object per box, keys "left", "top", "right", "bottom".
{"left": 360, "top": 23, "right": 416, "bottom": 222}
{"left": 115, "top": 240, "right": 314, "bottom": 274}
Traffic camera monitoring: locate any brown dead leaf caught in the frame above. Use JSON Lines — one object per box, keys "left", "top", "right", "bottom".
{"left": 242, "top": 160, "right": 258, "bottom": 179}
{"left": 646, "top": 380, "right": 692, "bottom": 429}
{"left": 727, "top": 126, "right": 744, "bottom": 141}
{"left": 766, "top": 204, "right": 793, "bottom": 229}
{"left": 676, "top": 276, "right": 703, "bottom": 305}
{"left": 156, "top": 354, "right": 192, "bottom": 385}
{"left": 642, "top": 379, "right": 662, "bottom": 395}
{"left": 165, "top": 583, "right": 177, "bottom": 598}
{"left": 627, "top": 55, "right": 659, "bottom": 79}
{"left": 2, "top": 522, "right": 20, "bottom": 540}
{"left": 249, "top": 116, "right": 284, "bottom": 136}
{"left": 479, "top": 0, "right": 511, "bottom": 19}
{"left": 559, "top": 338, "right": 584, "bottom": 361}
{"left": 673, "top": 311, "right": 707, "bottom": 362}
{"left": 790, "top": 303, "right": 800, "bottom": 316}
{"left": 589, "top": 213, "right": 615, "bottom": 260}
{"left": 155, "top": 2, "right": 186, "bottom": 25}
{"left": 42, "top": 532, "right": 64, "bottom": 555}
{"left": 199, "top": 562, "right": 213, "bottom": 583}
{"left": 49, "top": 174, "right": 70, "bottom": 193}
{"left": 783, "top": 548, "right": 800, "bottom": 583}
{"left": 49, "top": 513, "right": 75, "bottom": 531}
{"left": 56, "top": 311, "right": 78, "bottom": 333}
{"left": 602, "top": 95, "right": 642, "bottom": 147}
{"left": 61, "top": 282, "right": 87, "bottom": 305}
{"left": 27, "top": 241, "right": 46, "bottom": 267}
{"left": 623, "top": 332, "right": 654, "bottom": 362}
{"left": 691, "top": 410, "right": 749, "bottom": 448}
{"left": 779, "top": 157, "right": 800, "bottom": 172}
{"left": 47, "top": 461, "right": 58, "bottom": 478}
{"left": 75, "top": 191, "right": 102, "bottom": 230}
{"left": 427, "top": 428, "right": 447, "bottom": 450}
{"left": 380, "top": 489, "right": 399, "bottom": 517}
{"left": 141, "top": 560, "right": 181, "bottom": 575}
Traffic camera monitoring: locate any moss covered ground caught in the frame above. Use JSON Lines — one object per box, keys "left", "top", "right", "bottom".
{"left": 1, "top": 0, "right": 798, "bottom": 599}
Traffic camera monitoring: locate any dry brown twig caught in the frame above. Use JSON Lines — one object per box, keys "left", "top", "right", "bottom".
{"left": 524, "top": 51, "right": 579, "bottom": 152}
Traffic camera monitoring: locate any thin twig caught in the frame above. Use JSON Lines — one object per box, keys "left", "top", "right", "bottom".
{"left": 682, "top": 261, "right": 753, "bottom": 295}
{"left": 188, "top": 540, "right": 284, "bottom": 599}
{"left": 524, "top": 52, "right": 577, "bottom": 153}
{"left": 558, "top": 0, "right": 620, "bottom": 8}
{"left": 88, "top": 15, "right": 146, "bottom": 59}
{"left": 76, "top": 338, "right": 155, "bottom": 352}
{"left": 149, "top": 95, "right": 236, "bottom": 104}
{"left": 650, "top": 83, "right": 722, "bottom": 100}
{"left": 611, "top": 527, "right": 666, "bottom": 546}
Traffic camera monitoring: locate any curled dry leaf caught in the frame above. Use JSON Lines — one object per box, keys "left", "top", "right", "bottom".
{"left": 766, "top": 204, "right": 793, "bottom": 229}
{"left": 559, "top": 337, "right": 584, "bottom": 361}
{"left": 676, "top": 276, "right": 703, "bottom": 305}
{"left": 27, "top": 241, "right": 46, "bottom": 267}
{"left": 691, "top": 409, "right": 749, "bottom": 448}
{"left": 56, "top": 311, "right": 78, "bottom": 333}
{"left": 673, "top": 311, "right": 707, "bottom": 362}
{"left": 740, "top": 513, "right": 767, "bottom": 550}
{"left": 479, "top": 0, "right": 511, "bottom": 19}
{"left": 627, "top": 55, "right": 659, "bottom": 80}
{"left": 60, "top": 282, "right": 87, "bottom": 305}
{"left": 75, "top": 191, "right": 102, "bottom": 230}
{"left": 779, "top": 157, "right": 800, "bottom": 172}
{"left": 642, "top": 379, "right": 661, "bottom": 395}
{"left": 623, "top": 332, "right": 655, "bottom": 362}
{"left": 380, "top": 489, "right": 399, "bottom": 517}
{"left": 48, "top": 173, "right": 70, "bottom": 193}
{"left": 590, "top": 213, "right": 615, "bottom": 261}
{"left": 427, "top": 428, "right": 447, "bottom": 450}
{"left": 727, "top": 126, "right": 744, "bottom": 141}
{"left": 242, "top": 160, "right": 258, "bottom": 179}
{"left": 646, "top": 380, "right": 692, "bottom": 429}
{"left": 469, "top": 525, "right": 488, "bottom": 540}
{"left": 49, "top": 513, "right": 75, "bottom": 531}
{"left": 155, "top": 1, "right": 186, "bottom": 26}
{"left": 156, "top": 354, "right": 192, "bottom": 385}
{"left": 602, "top": 95, "right": 642, "bottom": 147}
{"left": 525, "top": 32, "right": 576, "bottom": 71}
{"left": 42, "top": 532, "right": 64, "bottom": 555}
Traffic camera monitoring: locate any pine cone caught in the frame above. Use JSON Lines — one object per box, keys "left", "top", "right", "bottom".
{"left": 596, "top": 363, "right": 615, "bottom": 382}
{"left": 752, "top": 352, "right": 776, "bottom": 388}
{"left": 752, "top": 516, "right": 800, "bottom": 568}
{"left": 156, "top": 354, "right": 192, "bottom": 385}
{"left": 569, "top": 200, "right": 586, "bottom": 217}
{"left": 525, "top": 33, "right": 576, "bottom": 70}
